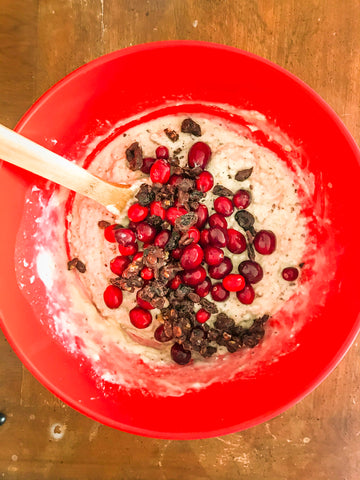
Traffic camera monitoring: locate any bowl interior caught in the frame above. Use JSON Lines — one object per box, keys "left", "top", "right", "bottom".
{"left": 1, "top": 41, "right": 360, "bottom": 439}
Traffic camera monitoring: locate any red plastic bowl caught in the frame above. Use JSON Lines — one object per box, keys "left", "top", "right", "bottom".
{"left": 1, "top": 41, "right": 360, "bottom": 439}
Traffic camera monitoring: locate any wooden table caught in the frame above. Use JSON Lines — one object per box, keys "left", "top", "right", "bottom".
{"left": 1, "top": 1, "right": 360, "bottom": 478}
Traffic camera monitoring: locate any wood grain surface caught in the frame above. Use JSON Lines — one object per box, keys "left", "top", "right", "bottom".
{"left": 1, "top": 1, "right": 360, "bottom": 478}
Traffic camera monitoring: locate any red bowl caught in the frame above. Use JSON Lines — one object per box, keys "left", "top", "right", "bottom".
{"left": 1, "top": 41, "right": 360, "bottom": 439}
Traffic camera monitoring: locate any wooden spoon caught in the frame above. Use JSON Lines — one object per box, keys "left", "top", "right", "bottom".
{"left": 0, "top": 124, "right": 134, "bottom": 213}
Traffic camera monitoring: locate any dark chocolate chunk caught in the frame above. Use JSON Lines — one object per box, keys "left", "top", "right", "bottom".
{"left": 164, "top": 128, "right": 179, "bottom": 142}
{"left": 212, "top": 184, "right": 233, "bottom": 197}
{"left": 174, "top": 212, "right": 198, "bottom": 232}
{"left": 159, "top": 263, "right": 182, "bottom": 282}
{"left": 188, "top": 292, "right": 200, "bottom": 303}
{"left": 97, "top": 220, "right": 111, "bottom": 229}
{"left": 235, "top": 167, "right": 253, "bottom": 181}
{"left": 147, "top": 215, "right": 163, "bottom": 228}
{"left": 199, "top": 298, "right": 218, "bottom": 314}
{"left": 135, "top": 184, "right": 155, "bottom": 206}
{"left": 181, "top": 118, "right": 202, "bottom": 136}
{"left": 200, "top": 345, "right": 217, "bottom": 358}
{"left": 214, "top": 313, "right": 235, "bottom": 332}
{"left": 164, "top": 230, "right": 181, "bottom": 251}
{"left": 67, "top": 258, "right": 86, "bottom": 273}
{"left": 235, "top": 210, "right": 255, "bottom": 230}
{"left": 125, "top": 142, "right": 143, "bottom": 171}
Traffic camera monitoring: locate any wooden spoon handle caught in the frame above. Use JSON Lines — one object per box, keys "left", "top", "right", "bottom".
{"left": 0, "top": 124, "right": 132, "bottom": 210}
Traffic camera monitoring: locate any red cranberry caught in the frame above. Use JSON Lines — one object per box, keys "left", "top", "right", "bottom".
{"left": 155, "top": 145, "right": 169, "bottom": 159}
{"left": 254, "top": 230, "right": 277, "bottom": 255}
{"left": 200, "top": 229, "right": 210, "bottom": 247}
{"left": 222, "top": 274, "right": 245, "bottom": 292}
{"left": 171, "top": 343, "right": 191, "bottom": 365}
{"left": 208, "top": 226, "right": 229, "bottom": 248}
{"left": 136, "top": 222, "right": 157, "bottom": 243}
{"left": 208, "top": 256, "right": 233, "bottom": 280}
{"left": 132, "top": 251, "right": 144, "bottom": 262}
{"left": 136, "top": 291, "right": 154, "bottom": 310}
{"left": 171, "top": 247, "right": 183, "bottom": 260}
{"left": 110, "top": 255, "right": 131, "bottom": 276}
{"left": 227, "top": 229, "right": 247, "bottom": 254}
{"left": 150, "top": 159, "right": 171, "bottom": 184}
{"left": 236, "top": 283, "right": 255, "bottom": 304}
{"left": 140, "top": 157, "right": 156, "bottom": 174}
{"left": 187, "top": 227, "right": 200, "bottom": 244}
{"left": 180, "top": 244, "right": 204, "bottom": 270}
{"left": 154, "top": 230, "right": 171, "bottom": 248}
{"left": 127, "top": 203, "right": 149, "bottom": 223}
{"left": 165, "top": 206, "right": 187, "bottom": 225}
{"left": 169, "top": 174, "right": 183, "bottom": 186}
{"left": 194, "top": 277, "right": 212, "bottom": 297}
{"left": 233, "top": 189, "right": 251, "bottom": 209}
{"left": 214, "top": 196, "right": 234, "bottom": 217}
{"left": 103, "top": 285, "right": 123, "bottom": 309}
{"left": 238, "top": 260, "right": 263, "bottom": 284}
{"left": 182, "top": 266, "right": 206, "bottom": 286}
{"left": 211, "top": 283, "right": 230, "bottom": 302}
{"left": 114, "top": 228, "right": 136, "bottom": 246}
{"left": 150, "top": 201, "right": 166, "bottom": 220}
{"left": 195, "top": 204, "right": 209, "bottom": 229}
{"left": 119, "top": 243, "right": 138, "bottom": 256}
{"left": 104, "top": 224, "right": 118, "bottom": 243}
{"left": 188, "top": 142, "right": 212, "bottom": 170}
{"left": 208, "top": 213, "right": 227, "bottom": 229}
{"left": 141, "top": 267, "right": 154, "bottom": 280}
{"left": 282, "top": 267, "right": 299, "bottom": 281}
{"left": 169, "top": 275, "right": 182, "bottom": 290}
{"left": 204, "top": 246, "right": 224, "bottom": 266}
{"left": 196, "top": 171, "right": 214, "bottom": 192}
{"left": 154, "top": 324, "right": 172, "bottom": 342}
{"left": 129, "top": 307, "right": 152, "bottom": 329}
{"left": 196, "top": 308, "right": 211, "bottom": 324}
{"left": 127, "top": 220, "right": 137, "bottom": 231}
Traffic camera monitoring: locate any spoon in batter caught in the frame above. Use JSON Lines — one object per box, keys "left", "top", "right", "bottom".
{"left": 0, "top": 124, "right": 134, "bottom": 214}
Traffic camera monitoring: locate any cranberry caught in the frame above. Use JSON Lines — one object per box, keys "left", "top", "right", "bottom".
{"left": 238, "top": 260, "right": 263, "bottom": 284}
{"left": 214, "top": 196, "right": 234, "bottom": 217}
{"left": 110, "top": 255, "right": 131, "bottom": 276}
{"left": 127, "top": 203, "right": 149, "bottom": 223}
{"left": 200, "top": 229, "right": 210, "bottom": 247}
{"left": 150, "top": 201, "right": 166, "bottom": 220}
{"left": 180, "top": 244, "right": 204, "bottom": 270}
{"left": 154, "top": 230, "right": 171, "bottom": 248}
{"left": 136, "top": 290, "right": 154, "bottom": 310}
{"left": 171, "top": 247, "right": 183, "bottom": 260}
{"left": 195, "top": 204, "right": 209, "bottom": 229}
{"left": 129, "top": 307, "right": 152, "bottom": 329}
{"left": 136, "top": 222, "right": 157, "bottom": 243}
{"left": 208, "top": 213, "right": 227, "bottom": 229}
{"left": 169, "top": 174, "right": 183, "bottom": 186}
{"left": 233, "top": 189, "right": 251, "bottom": 209}
{"left": 154, "top": 324, "right": 172, "bottom": 342}
{"left": 150, "top": 159, "right": 171, "bottom": 184}
{"left": 282, "top": 267, "right": 299, "bottom": 281}
{"left": 208, "top": 256, "right": 233, "bottom": 280}
{"left": 169, "top": 275, "right": 182, "bottom": 290}
{"left": 254, "top": 230, "right": 277, "bottom": 255}
{"left": 128, "top": 220, "right": 137, "bottom": 231}
{"left": 188, "top": 142, "right": 212, "bottom": 170}
{"left": 196, "top": 171, "right": 214, "bottom": 192}
{"left": 204, "top": 246, "right": 224, "bottom": 266}
{"left": 132, "top": 251, "right": 144, "bottom": 262}
{"left": 187, "top": 227, "right": 200, "bottom": 244}
{"left": 222, "top": 274, "right": 245, "bottom": 292}
{"left": 196, "top": 309, "right": 211, "bottom": 324}
{"left": 208, "top": 226, "right": 229, "bottom": 248}
{"left": 114, "top": 228, "right": 136, "bottom": 246}
{"left": 103, "top": 285, "right": 123, "bottom": 309}
{"left": 227, "top": 229, "right": 247, "bottom": 254}
{"left": 195, "top": 277, "right": 212, "bottom": 297}
{"left": 182, "top": 266, "right": 206, "bottom": 286}
{"left": 119, "top": 243, "right": 138, "bottom": 256}
{"left": 165, "top": 206, "right": 187, "bottom": 225}
{"left": 141, "top": 267, "right": 154, "bottom": 280}
{"left": 211, "top": 283, "right": 230, "bottom": 302}
{"left": 236, "top": 283, "right": 255, "bottom": 304}
{"left": 155, "top": 145, "right": 169, "bottom": 159}
{"left": 140, "top": 157, "right": 156, "bottom": 174}
{"left": 171, "top": 343, "right": 191, "bottom": 365}
{"left": 104, "top": 224, "right": 118, "bottom": 243}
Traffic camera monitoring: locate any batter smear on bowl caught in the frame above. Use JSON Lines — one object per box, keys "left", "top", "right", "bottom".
{"left": 16, "top": 104, "right": 332, "bottom": 396}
